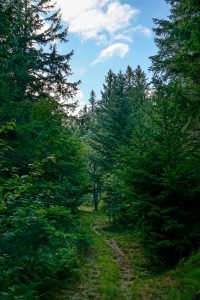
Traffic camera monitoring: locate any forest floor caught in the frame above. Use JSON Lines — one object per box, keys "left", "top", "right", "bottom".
{"left": 60, "top": 206, "right": 200, "bottom": 300}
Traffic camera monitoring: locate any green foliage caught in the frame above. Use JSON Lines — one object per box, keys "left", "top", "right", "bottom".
{"left": 90, "top": 66, "right": 149, "bottom": 225}
{"left": 0, "top": 1, "right": 88, "bottom": 297}
{"left": 132, "top": 0, "right": 200, "bottom": 264}
{"left": 1, "top": 0, "right": 200, "bottom": 297}
{"left": 0, "top": 0, "right": 79, "bottom": 106}
{"left": 131, "top": 250, "right": 200, "bottom": 300}
{"left": 0, "top": 136, "right": 89, "bottom": 298}
{"left": 151, "top": 0, "right": 200, "bottom": 84}
{"left": 88, "top": 2, "right": 200, "bottom": 265}
{"left": 87, "top": 0, "right": 200, "bottom": 267}
{"left": 77, "top": 91, "right": 103, "bottom": 211}
{"left": 115, "top": 85, "right": 199, "bottom": 264}
{"left": 102, "top": 173, "right": 124, "bottom": 225}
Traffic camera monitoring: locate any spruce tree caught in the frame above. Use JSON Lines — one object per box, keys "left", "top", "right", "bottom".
{"left": 89, "top": 90, "right": 96, "bottom": 113}
{"left": 129, "top": 0, "right": 200, "bottom": 264}
{"left": 0, "top": 0, "right": 79, "bottom": 105}
{"left": 151, "top": 0, "right": 200, "bottom": 84}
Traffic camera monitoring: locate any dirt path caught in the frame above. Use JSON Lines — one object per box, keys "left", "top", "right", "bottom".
{"left": 106, "top": 239, "right": 133, "bottom": 298}
{"left": 93, "top": 224, "right": 134, "bottom": 300}
{"left": 63, "top": 208, "right": 134, "bottom": 300}
{"left": 62, "top": 206, "right": 191, "bottom": 300}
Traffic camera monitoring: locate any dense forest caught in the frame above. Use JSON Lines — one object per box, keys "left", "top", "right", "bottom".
{"left": 0, "top": 0, "right": 200, "bottom": 299}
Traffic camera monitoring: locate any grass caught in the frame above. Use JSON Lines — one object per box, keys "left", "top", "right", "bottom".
{"left": 130, "top": 250, "right": 200, "bottom": 300}
{"left": 60, "top": 206, "right": 200, "bottom": 300}
{"left": 101, "top": 223, "right": 200, "bottom": 300}
{"left": 101, "top": 227, "right": 149, "bottom": 280}
{"left": 80, "top": 208, "right": 121, "bottom": 300}
{"left": 62, "top": 205, "right": 122, "bottom": 300}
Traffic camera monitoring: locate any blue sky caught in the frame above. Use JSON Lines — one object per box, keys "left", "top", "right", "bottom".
{"left": 56, "top": 0, "right": 170, "bottom": 107}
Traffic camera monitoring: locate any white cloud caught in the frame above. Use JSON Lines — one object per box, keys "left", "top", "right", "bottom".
{"left": 132, "top": 25, "right": 152, "bottom": 37}
{"left": 57, "top": 1, "right": 151, "bottom": 65}
{"left": 112, "top": 34, "right": 133, "bottom": 43}
{"left": 112, "top": 25, "right": 152, "bottom": 43}
{"left": 92, "top": 43, "right": 129, "bottom": 65}
{"left": 57, "top": 0, "right": 139, "bottom": 42}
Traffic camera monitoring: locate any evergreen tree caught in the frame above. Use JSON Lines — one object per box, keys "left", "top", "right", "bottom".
{"left": 126, "top": 65, "right": 149, "bottom": 125}
{"left": 124, "top": 0, "right": 200, "bottom": 264}
{"left": 0, "top": 0, "right": 79, "bottom": 106}
{"left": 151, "top": 0, "right": 200, "bottom": 84}
{"left": 89, "top": 90, "right": 96, "bottom": 113}
{"left": 150, "top": 0, "right": 200, "bottom": 120}
{"left": 93, "top": 70, "right": 131, "bottom": 172}
{"left": 91, "top": 67, "right": 149, "bottom": 222}
{"left": 100, "top": 69, "right": 116, "bottom": 106}
{"left": 0, "top": 2, "right": 89, "bottom": 298}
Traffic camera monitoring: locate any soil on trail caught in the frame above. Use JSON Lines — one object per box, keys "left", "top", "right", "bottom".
{"left": 61, "top": 206, "right": 197, "bottom": 300}
{"left": 63, "top": 208, "right": 135, "bottom": 300}
{"left": 106, "top": 239, "right": 133, "bottom": 297}
{"left": 93, "top": 224, "right": 134, "bottom": 300}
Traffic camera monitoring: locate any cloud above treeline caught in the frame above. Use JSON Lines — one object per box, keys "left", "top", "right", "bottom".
{"left": 57, "top": 0, "right": 152, "bottom": 64}
{"left": 92, "top": 43, "right": 129, "bottom": 65}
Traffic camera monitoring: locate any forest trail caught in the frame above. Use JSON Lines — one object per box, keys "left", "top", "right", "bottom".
{"left": 106, "top": 239, "right": 133, "bottom": 298}
{"left": 92, "top": 223, "right": 134, "bottom": 300}
{"left": 63, "top": 206, "right": 135, "bottom": 300}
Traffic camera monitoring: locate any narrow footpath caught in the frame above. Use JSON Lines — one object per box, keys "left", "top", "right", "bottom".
{"left": 60, "top": 206, "right": 197, "bottom": 300}
{"left": 106, "top": 238, "right": 133, "bottom": 299}
{"left": 92, "top": 223, "right": 134, "bottom": 300}
{"left": 63, "top": 206, "right": 135, "bottom": 300}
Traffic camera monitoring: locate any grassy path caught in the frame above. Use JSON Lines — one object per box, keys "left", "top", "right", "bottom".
{"left": 105, "top": 238, "right": 133, "bottom": 299}
{"left": 62, "top": 206, "right": 135, "bottom": 300}
{"left": 61, "top": 206, "right": 200, "bottom": 300}
{"left": 92, "top": 221, "right": 134, "bottom": 300}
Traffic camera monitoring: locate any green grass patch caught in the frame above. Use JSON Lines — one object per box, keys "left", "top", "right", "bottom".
{"left": 100, "top": 223, "right": 200, "bottom": 300}
{"left": 80, "top": 209, "right": 122, "bottom": 299}
{"left": 101, "top": 226, "right": 149, "bottom": 280}
{"left": 63, "top": 207, "right": 122, "bottom": 300}
{"left": 130, "top": 250, "right": 200, "bottom": 300}
{"left": 61, "top": 207, "right": 200, "bottom": 300}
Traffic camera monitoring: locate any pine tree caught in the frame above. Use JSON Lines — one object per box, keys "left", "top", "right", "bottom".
{"left": 100, "top": 69, "right": 116, "bottom": 106}
{"left": 0, "top": 0, "right": 79, "bottom": 105}
{"left": 93, "top": 70, "right": 131, "bottom": 172}
{"left": 127, "top": 0, "right": 200, "bottom": 264}
{"left": 126, "top": 65, "right": 149, "bottom": 125}
{"left": 91, "top": 67, "right": 149, "bottom": 222}
{"left": 151, "top": 0, "right": 200, "bottom": 84}
{"left": 89, "top": 90, "right": 96, "bottom": 113}
{"left": 150, "top": 0, "right": 200, "bottom": 118}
